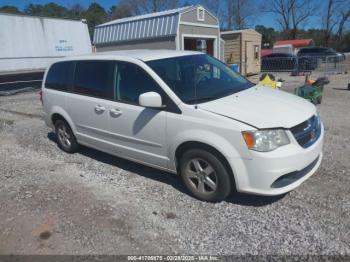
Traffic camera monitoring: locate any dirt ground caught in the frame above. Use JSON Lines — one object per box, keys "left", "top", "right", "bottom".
{"left": 0, "top": 72, "right": 349, "bottom": 256}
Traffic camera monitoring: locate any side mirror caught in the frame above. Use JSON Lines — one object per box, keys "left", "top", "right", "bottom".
{"left": 139, "top": 92, "right": 164, "bottom": 108}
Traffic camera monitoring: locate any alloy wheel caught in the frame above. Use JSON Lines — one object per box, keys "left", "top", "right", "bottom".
{"left": 184, "top": 158, "right": 218, "bottom": 194}
{"left": 57, "top": 124, "right": 71, "bottom": 148}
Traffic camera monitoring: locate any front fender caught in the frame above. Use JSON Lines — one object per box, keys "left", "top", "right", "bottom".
{"left": 169, "top": 129, "right": 243, "bottom": 169}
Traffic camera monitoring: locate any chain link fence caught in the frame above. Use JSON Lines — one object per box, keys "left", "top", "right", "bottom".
{"left": 261, "top": 54, "right": 349, "bottom": 76}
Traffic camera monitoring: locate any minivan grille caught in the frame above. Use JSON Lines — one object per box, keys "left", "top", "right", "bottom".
{"left": 290, "top": 115, "right": 321, "bottom": 148}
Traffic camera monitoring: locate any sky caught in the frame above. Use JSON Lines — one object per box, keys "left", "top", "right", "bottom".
{"left": 0, "top": 0, "right": 321, "bottom": 30}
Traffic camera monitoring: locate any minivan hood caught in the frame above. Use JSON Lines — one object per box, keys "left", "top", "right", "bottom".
{"left": 198, "top": 85, "right": 316, "bottom": 129}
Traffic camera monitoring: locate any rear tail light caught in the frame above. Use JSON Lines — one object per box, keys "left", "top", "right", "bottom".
{"left": 39, "top": 89, "right": 43, "bottom": 105}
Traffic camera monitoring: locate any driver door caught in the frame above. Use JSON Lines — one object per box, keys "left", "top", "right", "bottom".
{"left": 107, "top": 61, "right": 168, "bottom": 169}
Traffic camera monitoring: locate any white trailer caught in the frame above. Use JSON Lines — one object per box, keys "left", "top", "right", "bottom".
{"left": 0, "top": 12, "right": 92, "bottom": 74}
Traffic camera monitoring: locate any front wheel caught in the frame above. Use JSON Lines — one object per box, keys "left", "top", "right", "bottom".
{"left": 179, "top": 149, "right": 232, "bottom": 202}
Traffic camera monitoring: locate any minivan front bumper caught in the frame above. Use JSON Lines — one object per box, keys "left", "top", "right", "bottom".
{"left": 229, "top": 124, "right": 324, "bottom": 196}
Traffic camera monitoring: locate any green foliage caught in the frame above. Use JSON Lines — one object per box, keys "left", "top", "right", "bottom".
{"left": 298, "top": 29, "right": 325, "bottom": 47}
{"left": 333, "top": 32, "right": 350, "bottom": 52}
{"left": 24, "top": 2, "right": 75, "bottom": 18}
{"left": 83, "top": 3, "right": 107, "bottom": 39}
{"left": 0, "top": 5, "right": 22, "bottom": 14}
{"left": 255, "top": 25, "right": 278, "bottom": 48}
{"left": 24, "top": 4, "right": 45, "bottom": 16}
{"left": 41, "top": 2, "right": 67, "bottom": 17}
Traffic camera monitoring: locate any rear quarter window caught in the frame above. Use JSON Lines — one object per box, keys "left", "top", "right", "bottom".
{"left": 45, "top": 61, "right": 73, "bottom": 91}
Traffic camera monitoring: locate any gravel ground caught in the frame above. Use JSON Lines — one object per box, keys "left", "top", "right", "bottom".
{"left": 0, "top": 73, "right": 349, "bottom": 255}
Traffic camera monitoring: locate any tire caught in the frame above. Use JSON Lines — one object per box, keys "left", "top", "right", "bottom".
{"left": 54, "top": 119, "right": 79, "bottom": 153}
{"left": 179, "top": 149, "right": 232, "bottom": 202}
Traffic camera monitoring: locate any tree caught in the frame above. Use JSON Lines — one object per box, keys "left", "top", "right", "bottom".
{"left": 67, "top": 4, "right": 85, "bottom": 19}
{"left": 336, "top": 7, "right": 350, "bottom": 39}
{"left": 266, "top": 0, "right": 292, "bottom": 35}
{"left": 0, "top": 5, "right": 22, "bottom": 14}
{"left": 322, "top": 0, "right": 348, "bottom": 46}
{"left": 202, "top": 0, "right": 225, "bottom": 28}
{"left": 322, "top": 0, "right": 350, "bottom": 46}
{"left": 120, "top": 0, "right": 179, "bottom": 15}
{"left": 24, "top": 3, "right": 68, "bottom": 18}
{"left": 335, "top": 31, "right": 350, "bottom": 51}
{"left": 202, "top": 0, "right": 221, "bottom": 17}
{"left": 323, "top": 0, "right": 338, "bottom": 46}
{"left": 24, "top": 4, "right": 44, "bottom": 16}
{"left": 204, "top": 0, "right": 257, "bottom": 30}
{"left": 255, "top": 25, "right": 278, "bottom": 47}
{"left": 84, "top": 3, "right": 107, "bottom": 39}
{"left": 266, "top": 0, "right": 316, "bottom": 39}
{"left": 41, "top": 3, "right": 67, "bottom": 17}
{"left": 298, "top": 28, "right": 325, "bottom": 46}
{"left": 108, "top": 4, "right": 132, "bottom": 20}
{"left": 228, "top": 0, "right": 256, "bottom": 29}
{"left": 290, "top": 0, "right": 315, "bottom": 39}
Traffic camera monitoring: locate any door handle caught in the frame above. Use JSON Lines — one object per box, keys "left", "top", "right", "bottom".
{"left": 110, "top": 108, "right": 122, "bottom": 117}
{"left": 94, "top": 105, "right": 106, "bottom": 113}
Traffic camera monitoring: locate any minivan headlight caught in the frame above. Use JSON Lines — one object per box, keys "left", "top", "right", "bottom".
{"left": 242, "top": 129, "right": 290, "bottom": 152}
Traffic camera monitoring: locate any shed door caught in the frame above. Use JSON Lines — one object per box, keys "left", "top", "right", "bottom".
{"left": 245, "top": 41, "right": 260, "bottom": 75}
{"left": 245, "top": 41, "right": 253, "bottom": 75}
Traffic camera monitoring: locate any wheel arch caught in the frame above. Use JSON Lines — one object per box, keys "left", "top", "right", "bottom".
{"left": 52, "top": 113, "right": 65, "bottom": 125}
{"left": 174, "top": 141, "right": 236, "bottom": 189}
{"left": 50, "top": 106, "right": 77, "bottom": 135}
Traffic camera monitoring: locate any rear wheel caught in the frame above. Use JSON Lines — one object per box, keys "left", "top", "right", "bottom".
{"left": 179, "top": 149, "right": 232, "bottom": 202}
{"left": 54, "top": 119, "right": 79, "bottom": 153}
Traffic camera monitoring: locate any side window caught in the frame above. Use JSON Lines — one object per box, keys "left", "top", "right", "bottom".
{"left": 197, "top": 7, "right": 205, "bottom": 21}
{"left": 115, "top": 62, "right": 163, "bottom": 104}
{"left": 45, "top": 62, "right": 72, "bottom": 91}
{"left": 73, "top": 60, "right": 114, "bottom": 99}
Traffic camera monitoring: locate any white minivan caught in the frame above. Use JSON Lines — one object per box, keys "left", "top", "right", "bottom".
{"left": 42, "top": 50, "right": 323, "bottom": 202}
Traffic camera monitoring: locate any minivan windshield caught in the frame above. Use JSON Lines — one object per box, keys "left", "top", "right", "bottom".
{"left": 146, "top": 54, "right": 254, "bottom": 104}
